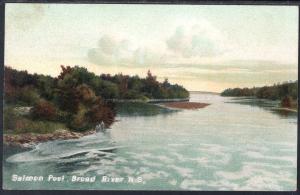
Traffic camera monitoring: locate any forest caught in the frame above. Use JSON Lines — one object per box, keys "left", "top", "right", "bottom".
{"left": 4, "top": 65, "right": 189, "bottom": 132}
{"left": 221, "top": 81, "right": 298, "bottom": 109}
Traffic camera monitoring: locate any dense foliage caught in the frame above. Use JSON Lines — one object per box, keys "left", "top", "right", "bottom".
{"left": 99, "top": 70, "right": 189, "bottom": 99}
{"left": 221, "top": 81, "right": 298, "bottom": 109}
{"left": 4, "top": 65, "right": 189, "bottom": 132}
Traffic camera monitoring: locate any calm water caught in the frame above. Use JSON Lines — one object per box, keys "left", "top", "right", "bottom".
{"left": 3, "top": 93, "right": 297, "bottom": 190}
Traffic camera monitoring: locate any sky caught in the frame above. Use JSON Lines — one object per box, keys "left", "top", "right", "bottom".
{"left": 5, "top": 4, "right": 298, "bottom": 92}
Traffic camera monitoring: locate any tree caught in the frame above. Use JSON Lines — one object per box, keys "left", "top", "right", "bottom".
{"left": 98, "top": 81, "right": 119, "bottom": 99}
{"left": 57, "top": 65, "right": 73, "bottom": 80}
{"left": 31, "top": 100, "right": 57, "bottom": 120}
{"left": 86, "top": 99, "right": 116, "bottom": 128}
{"left": 76, "top": 84, "right": 96, "bottom": 105}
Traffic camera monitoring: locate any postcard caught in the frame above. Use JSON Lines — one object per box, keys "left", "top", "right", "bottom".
{"left": 3, "top": 3, "right": 298, "bottom": 190}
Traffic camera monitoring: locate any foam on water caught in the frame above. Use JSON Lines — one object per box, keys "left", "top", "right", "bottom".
{"left": 6, "top": 132, "right": 122, "bottom": 163}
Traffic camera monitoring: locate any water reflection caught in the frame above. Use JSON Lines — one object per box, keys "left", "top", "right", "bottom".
{"left": 115, "top": 102, "right": 178, "bottom": 116}
{"left": 226, "top": 97, "right": 297, "bottom": 118}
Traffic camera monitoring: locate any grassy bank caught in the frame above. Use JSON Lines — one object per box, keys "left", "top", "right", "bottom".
{"left": 4, "top": 106, "right": 67, "bottom": 135}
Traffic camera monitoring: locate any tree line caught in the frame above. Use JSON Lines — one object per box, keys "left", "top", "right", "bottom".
{"left": 221, "top": 81, "right": 298, "bottom": 109}
{"left": 4, "top": 65, "right": 189, "bottom": 131}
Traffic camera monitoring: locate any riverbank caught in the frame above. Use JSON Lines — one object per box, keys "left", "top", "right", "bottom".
{"left": 272, "top": 107, "right": 298, "bottom": 113}
{"left": 161, "top": 102, "right": 210, "bottom": 109}
{"left": 4, "top": 101, "right": 208, "bottom": 148}
{"left": 3, "top": 129, "right": 96, "bottom": 148}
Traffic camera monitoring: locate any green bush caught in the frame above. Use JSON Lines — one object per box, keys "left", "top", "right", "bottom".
{"left": 66, "top": 104, "right": 91, "bottom": 131}
{"left": 4, "top": 107, "right": 19, "bottom": 131}
{"left": 5, "top": 86, "right": 40, "bottom": 106}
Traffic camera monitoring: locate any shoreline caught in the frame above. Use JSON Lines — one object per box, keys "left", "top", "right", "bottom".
{"left": 272, "top": 107, "right": 298, "bottom": 113}
{"left": 3, "top": 129, "right": 96, "bottom": 148}
{"left": 4, "top": 101, "right": 210, "bottom": 148}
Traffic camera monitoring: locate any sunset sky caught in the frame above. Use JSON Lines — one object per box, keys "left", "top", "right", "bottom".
{"left": 5, "top": 4, "right": 298, "bottom": 92}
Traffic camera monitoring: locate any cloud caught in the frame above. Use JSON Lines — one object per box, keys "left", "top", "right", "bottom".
{"left": 87, "top": 35, "right": 165, "bottom": 66}
{"left": 6, "top": 4, "right": 45, "bottom": 31}
{"left": 154, "top": 59, "right": 297, "bottom": 91}
{"left": 88, "top": 35, "right": 132, "bottom": 65}
{"left": 133, "top": 47, "right": 165, "bottom": 65}
{"left": 166, "top": 21, "right": 227, "bottom": 58}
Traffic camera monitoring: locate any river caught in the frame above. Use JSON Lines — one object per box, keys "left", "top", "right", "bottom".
{"left": 3, "top": 92, "right": 297, "bottom": 190}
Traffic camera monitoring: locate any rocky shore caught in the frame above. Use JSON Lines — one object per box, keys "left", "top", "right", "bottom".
{"left": 4, "top": 129, "right": 96, "bottom": 148}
